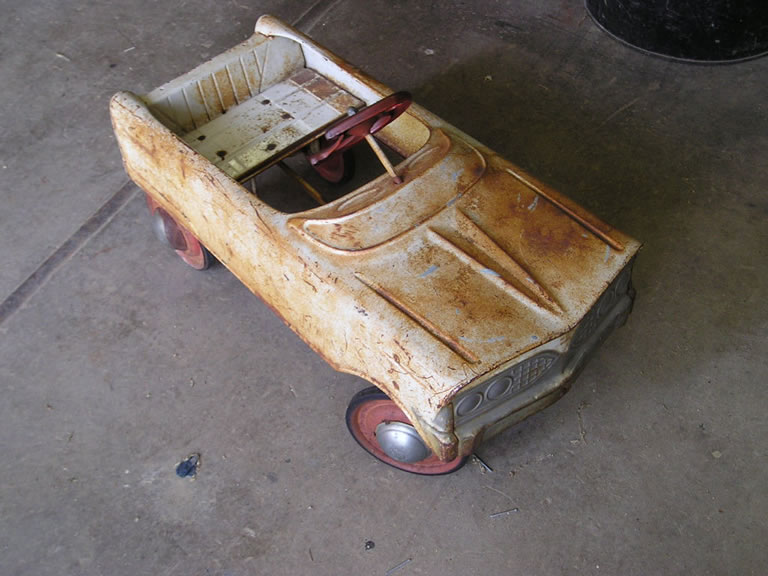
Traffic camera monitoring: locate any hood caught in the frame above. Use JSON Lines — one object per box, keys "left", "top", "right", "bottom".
{"left": 290, "top": 129, "right": 640, "bottom": 373}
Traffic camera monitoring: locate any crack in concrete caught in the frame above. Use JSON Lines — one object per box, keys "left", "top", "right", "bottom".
{"left": 0, "top": 182, "right": 138, "bottom": 326}
{"left": 292, "top": 0, "right": 345, "bottom": 33}
{"left": 0, "top": 7, "right": 341, "bottom": 327}
{"left": 577, "top": 401, "right": 588, "bottom": 444}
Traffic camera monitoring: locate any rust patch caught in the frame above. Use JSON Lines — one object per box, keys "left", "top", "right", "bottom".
{"left": 505, "top": 167, "right": 625, "bottom": 251}
{"left": 355, "top": 273, "right": 480, "bottom": 365}
{"left": 523, "top": 218, "right": 581, "bottom": 255}
{"left": 214, "top": 68, "right": 237, "bottom": 109}
{"left": 289, "top": 68, "right": 316, "bottom": 84}
{"left": 303, "top": 75, "right": 339, "bottom": 100}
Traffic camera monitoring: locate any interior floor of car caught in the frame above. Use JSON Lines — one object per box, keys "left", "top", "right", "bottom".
{"left": 242, "top": 138, "right": 405, "bottom": 214}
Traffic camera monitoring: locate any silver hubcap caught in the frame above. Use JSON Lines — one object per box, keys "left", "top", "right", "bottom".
{"left": 375, "top": 421, "right": 430, "bottom": 463}
{"left": 151, "top": 208, "right": 187, "bottom": 251}
{"left": 151, "top": 210, "right": 169, "bottom": 246}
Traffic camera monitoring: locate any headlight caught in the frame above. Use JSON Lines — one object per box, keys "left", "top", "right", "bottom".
{"left": 454, "top": 351, "right": 560, "bottom": 424}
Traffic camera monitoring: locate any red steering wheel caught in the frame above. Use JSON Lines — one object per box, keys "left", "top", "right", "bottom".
{"left": 308, "top": 91, "right": 412, "bottom": 182}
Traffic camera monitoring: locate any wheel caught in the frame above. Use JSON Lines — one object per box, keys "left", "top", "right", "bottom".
{"left": 145, "top": 194, "right": 212, "bottom": 270}
{"left": 308, "top": 91, "right": 411, "bottom": 177}
{"left": 345, "top": 387, "right": 467, "bottom": 475}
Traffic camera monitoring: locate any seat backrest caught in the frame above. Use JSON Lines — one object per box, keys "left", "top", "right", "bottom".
{"left": 143, "top": 34, "right": 304, "bottom": 134}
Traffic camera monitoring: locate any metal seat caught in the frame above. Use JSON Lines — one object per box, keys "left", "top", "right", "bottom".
{"left": 182, "top": 68, "right": 363, "bottom": 181}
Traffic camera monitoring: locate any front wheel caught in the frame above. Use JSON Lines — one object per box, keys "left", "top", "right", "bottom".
{"left": 305, "top": 146, "right": 355, "bottom": 184}
{"left": 345, "top": 387, "right": 467, "bottom": 475}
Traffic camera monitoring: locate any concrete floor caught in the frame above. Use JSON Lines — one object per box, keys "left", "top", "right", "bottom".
{"left": 1, "top": 1, "right": 766, "bottom": 574}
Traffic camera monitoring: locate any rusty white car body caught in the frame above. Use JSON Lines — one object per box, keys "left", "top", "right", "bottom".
{"left": 110, "top": 15, "right": 640, "bottom": 474}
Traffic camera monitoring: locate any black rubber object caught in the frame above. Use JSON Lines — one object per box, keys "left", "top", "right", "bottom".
{"left": 585, "top": 0, "right": 768, "bottom": 63}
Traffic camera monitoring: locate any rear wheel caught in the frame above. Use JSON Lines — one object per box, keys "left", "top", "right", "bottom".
{"left": 345, "top": 387, "right": 467, "bottom": 475}
{"left": 146, "top": 194, "right": 212, "bottom": 270}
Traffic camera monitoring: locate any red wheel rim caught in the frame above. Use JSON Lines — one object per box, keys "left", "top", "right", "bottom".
{"left": 175, "top": 229, "right": 210, "bottom": 270}
{"left": 310, "top": 150, "right": 346, "bottom": 183}
{"left": 347, "top": 395, "right": 465, "bottom": 475}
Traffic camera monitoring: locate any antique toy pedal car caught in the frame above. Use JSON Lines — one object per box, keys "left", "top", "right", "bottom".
{"left": 111, "top": 15, "right": 640, "bottom": 474}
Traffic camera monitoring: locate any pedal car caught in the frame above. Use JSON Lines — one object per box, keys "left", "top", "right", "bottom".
{"left": 110, "top": 15, "right": 641, "bottom": 474}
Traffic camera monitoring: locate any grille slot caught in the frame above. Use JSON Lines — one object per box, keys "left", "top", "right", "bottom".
{"left": 572, "top": 264, "right": 632, "bottom": 348}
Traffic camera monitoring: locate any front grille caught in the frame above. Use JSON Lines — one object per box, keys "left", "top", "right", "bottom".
{"left": 454, "top": 351, "right": 560, "bottom": 423}
{"left": 571, "top": 264, "right": 633, "bottom": 348}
